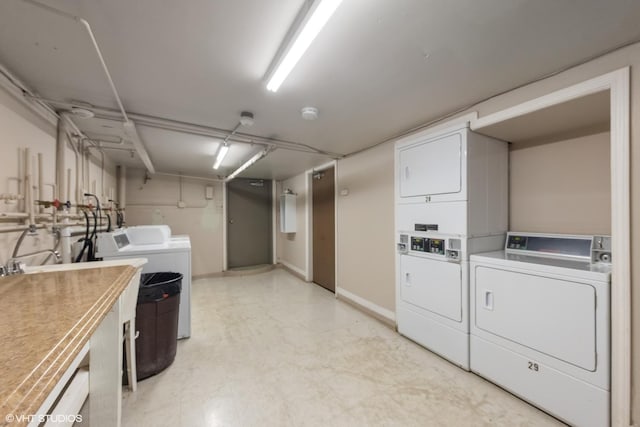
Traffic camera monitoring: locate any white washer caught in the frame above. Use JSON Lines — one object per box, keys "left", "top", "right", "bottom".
{"left": 470, "top": 232, "right": 611, "bottom": 427}
{"left": 97, "top": 226, "right": 192, "bottom": 339}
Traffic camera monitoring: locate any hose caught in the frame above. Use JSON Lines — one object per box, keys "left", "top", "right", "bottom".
{"left": 106, "top": 210, "right": 112, "bottom": 232}
{"left": 88, "top": 209, "right": 98, "bottom": 261}
{"left": 41, "top": 229, "right": 61, "bottom": 264}
{"left": 11, "top": 228, "right": 30, "bottom": 258}
{"left": 74, "top": 209, "right": 90, "bottom": 263}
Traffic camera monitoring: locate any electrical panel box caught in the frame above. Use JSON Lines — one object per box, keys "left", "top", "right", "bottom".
{"left": 280, "top": 193, "right": 296, "bottom": 233}
{"left": 205, "top": 185, "right": 214, "bottom": 200}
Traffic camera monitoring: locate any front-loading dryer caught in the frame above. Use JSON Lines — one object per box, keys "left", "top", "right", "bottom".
{"left": 470, "top": 232, "right": 611, "bottom": 427}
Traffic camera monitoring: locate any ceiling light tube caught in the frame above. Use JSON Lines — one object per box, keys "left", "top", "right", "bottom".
{"left": 266, "top": 0, "right": 343, "bottom": 92}
{"left": 226, "top": 148, "right": 272, "bottom": 182}
{"left": 213, "top": 143, "right": 230, "bottom": 169}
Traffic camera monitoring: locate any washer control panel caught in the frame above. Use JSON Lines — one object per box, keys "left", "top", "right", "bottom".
{"left": 505, "top": 232, "right": 611, "bottom": 264}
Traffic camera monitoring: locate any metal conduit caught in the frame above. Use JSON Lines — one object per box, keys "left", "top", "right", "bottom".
{"left": 26, "top": 95, "right": 344, "bottom": 158}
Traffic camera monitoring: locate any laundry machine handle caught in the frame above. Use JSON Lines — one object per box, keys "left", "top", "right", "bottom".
{"left": 483, "top": 290, "right": 494, "bottom": 311}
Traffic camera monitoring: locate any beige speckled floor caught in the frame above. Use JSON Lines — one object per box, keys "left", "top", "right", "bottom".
{"left": 105, "top": 269, "right": 563, "bottom": 426}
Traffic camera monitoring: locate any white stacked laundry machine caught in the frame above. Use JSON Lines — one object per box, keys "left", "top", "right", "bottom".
{"left": 394, "top": 123, "right": 508, "bottom": 369}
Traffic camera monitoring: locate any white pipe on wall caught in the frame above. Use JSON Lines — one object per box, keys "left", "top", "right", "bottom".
{"left": 24, "top": 148, "right": 34, "bottom": 226}
{"left": 19, "top": 149, "right": 25, "bottom": 213}
{"left": 56, "top": 116, "right": 67, "bottom": 200}
{"left": 117, "top": 165, "right": 126, "bottom": 209}
{"left": 0, "top": 224, "right": 46, "bottom": 234}
{"left": 0, "top": 213, "right": 29, "bottom": 219}
{"left": 37, "top": 153, "right": 43, "bottom": 212}
{"left": 66, "top": 168, "right": 71, "bottom": 203}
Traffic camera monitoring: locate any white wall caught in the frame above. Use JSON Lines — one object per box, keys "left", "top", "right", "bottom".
{"left": 336, "top": 143, "right": 395, "bottom": 313}
{"left": 509, "top": 131, "right": 611, "bottom": 234}
{"left": 124, "top": 169, "right": 224, "bottom": 277}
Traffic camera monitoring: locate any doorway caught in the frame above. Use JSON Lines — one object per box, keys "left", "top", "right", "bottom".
{"left": 226, "top": 178, "right": 272, "bottom": 269}
{"left": 312, "top": 166, "right": 335, "bottom": 292}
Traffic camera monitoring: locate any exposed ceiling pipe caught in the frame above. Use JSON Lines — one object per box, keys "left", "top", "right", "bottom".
{"left": 21, "top": 0, "right": 128, "bottom": 121}
{"left": 21, "top": 0, "right": 156, "bottom": 173}
{"left": 123, "top": 121, "right": 155, "bottom": 173}
{"left": 25, "top": 95, "right": 344, "bottom": 158}
{"left": 0, "top": 63, "right": 59, "bottom": 123}
{"left": 154, "top": 172, "right": 223, "bottom": 183}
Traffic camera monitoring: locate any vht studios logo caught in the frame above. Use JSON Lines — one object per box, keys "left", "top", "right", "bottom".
{"left": 5, "top": 414, "right": 83, "bottom": 424}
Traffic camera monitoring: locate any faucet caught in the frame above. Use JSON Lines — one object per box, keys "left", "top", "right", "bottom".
{"left": 1, "top": 259, "right": 26, "bottom": 277}
{"left": 0, "top": 250, "right": 62, "bottom": 277}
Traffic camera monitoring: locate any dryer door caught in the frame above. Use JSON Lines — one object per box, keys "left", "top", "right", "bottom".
{"left": 400, "top": 255, "right": 462, "bottom": 322}
{"left": 398, "top": 132, "right": 463, "bottom": 199}
{"left": 474, "top": 266, "right": 596, "bottom": 371}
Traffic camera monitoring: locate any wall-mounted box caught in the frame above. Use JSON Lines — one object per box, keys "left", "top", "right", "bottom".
{"left": 280, "top": 193, "right": 296, "bottom": 233}
{"left": 205, "top": 185, "right": 214, "bottom": 200}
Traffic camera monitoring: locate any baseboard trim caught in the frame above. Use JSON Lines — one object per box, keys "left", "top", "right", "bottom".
{"left": 277, "top": 261, "right": 307, "bottom": 280}
{"left": 192, "top": 272, "right": 224, "bottom": 280}
{"left": 336, "top": 287, "right": 396, "bottom": 327}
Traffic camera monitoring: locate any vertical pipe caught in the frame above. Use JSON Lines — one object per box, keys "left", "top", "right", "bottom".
{"left": 85, "top": 148, "right": 90, "bottom": 197}
{"left": 56, "top": 116, "right": 66, "bottom": 200}
{"left": 66, "top": 168, "right": 71, "bottom": 203}
{"left": 25, "top": 148, "right": 34, "bottom": 226}
{"left": 60, "top": 226, "right": 72, "bottom": 264}
{"left": 19, "top": 149, "right": 25, "bottom": 212}
{"left": 100, "top": 150, "right": 105, "bottom": 201}
{"left": 38, "top": 153, "right": 44, "bottom": 212}
{"left": 75, "top": 147, "right": 81, "bottom": 211}
{"left": 117, "top": 165, "right": 126, "bottom": 209}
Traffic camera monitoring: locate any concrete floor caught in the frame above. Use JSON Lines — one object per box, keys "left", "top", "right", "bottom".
{"left": 115, "top": 268, "right": 562, "bottom": 426}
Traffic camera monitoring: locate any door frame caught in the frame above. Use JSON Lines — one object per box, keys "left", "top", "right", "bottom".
{"left": 305, "top": 160, "right": 338, "bottom": 291}
{"left": 472, "top": 67, "right": 631, "bottom": 427}
{"left": 223, "top": 179, "right": 274, "bottom": 269}
{"left": 222, "top": 181, "right": 227, "bottom": 271}
{"left": 272, "top": 179, "right": 277, "bottom": 265}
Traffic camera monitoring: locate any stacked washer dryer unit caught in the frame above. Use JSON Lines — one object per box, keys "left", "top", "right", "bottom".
{"left": 470, "top": 232, "right": 611, "bottom": 427}
{"left": 395, "top": 124, "right": 508, "bottom": 369}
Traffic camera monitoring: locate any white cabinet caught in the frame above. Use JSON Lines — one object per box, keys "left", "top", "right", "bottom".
{"left": 280, "top": 193, "right": 296, "bottom": 233}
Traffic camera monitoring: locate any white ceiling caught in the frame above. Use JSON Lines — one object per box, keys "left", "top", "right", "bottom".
{"left": 1, "top": 0, "right": 639, "bottom": 179}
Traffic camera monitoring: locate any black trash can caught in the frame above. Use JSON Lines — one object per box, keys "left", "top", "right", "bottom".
{"left": 135, "top": 272, "right": 182, "bottom": 380}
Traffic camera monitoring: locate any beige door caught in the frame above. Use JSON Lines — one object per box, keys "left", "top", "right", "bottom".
{"left": 312, "top": 167, "right": 335, "bottom": 292}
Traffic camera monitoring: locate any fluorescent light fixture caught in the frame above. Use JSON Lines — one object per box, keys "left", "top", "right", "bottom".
{"left": 226, "top": 148, "right": 271, "bottom": 182}
{"left": 266, "top": 0, "right": 343, "bottom": 92}
{"left": 213, "top": 144, "right": 230, "bottom": 169}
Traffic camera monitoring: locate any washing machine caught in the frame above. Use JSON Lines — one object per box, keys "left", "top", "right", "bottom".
{"left": 470, "top": 232, "right": 611, "bottom": 427}
{"left": 97, "top": 225, "right": 192, "bottom": 339}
